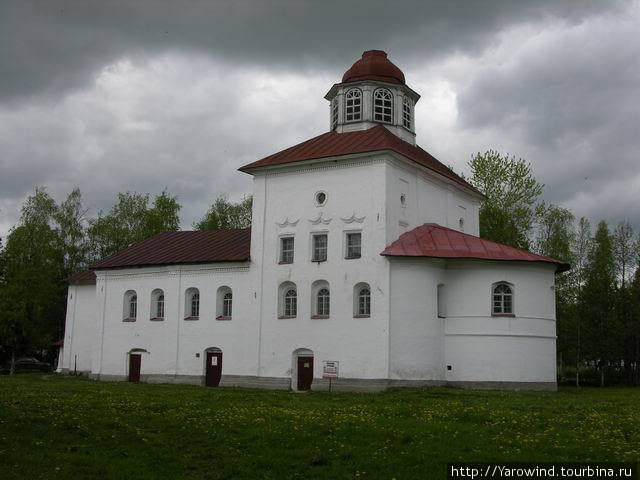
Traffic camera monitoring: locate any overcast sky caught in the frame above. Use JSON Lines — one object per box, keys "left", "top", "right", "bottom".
{"left": 1, "top": 0, "right": 639, "bottom": 239}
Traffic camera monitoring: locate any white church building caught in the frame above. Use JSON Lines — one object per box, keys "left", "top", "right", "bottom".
{"left": 60, "top": 50, "right": 568, "bottom": 391}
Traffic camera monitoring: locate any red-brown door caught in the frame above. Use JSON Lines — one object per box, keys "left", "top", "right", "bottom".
{"left": 205, "top": 351, "right": 223, "bottom": 387}
{"left": 297, "top": 356, "right": 313, "bottom": 391}
{"left": 128, "top": 354, "right": 141, "bottom": 382}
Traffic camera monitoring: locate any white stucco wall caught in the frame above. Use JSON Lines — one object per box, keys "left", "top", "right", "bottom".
{"left": 443, "top": 261, "right": 557, "bottom": 384}
{"left": 250, "top": 158, "right": 391, "bottom": 381}
{"left": 92, "top": 263, "right": 256, "bottom": 379}
{"left": 385, "top": 158, "right": 481, "bottom": 242}
{"left": 59, "top": 284, "right": 97, "bottom": 373}
{"left": 389, "top": 259, "right": 557, "bottom": 385}
{"left": 61, "top": 150, "right": 557, "bottom": 389}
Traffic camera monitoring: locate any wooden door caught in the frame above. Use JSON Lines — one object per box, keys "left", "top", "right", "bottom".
{"left": 205, "top": 351, "right": 223, "bottom": 387}
{"left": 297, "top": 356, "right": 313, "bottom": 391}
{"left": 128, "top": 354, "right": 141, "bottom": 382}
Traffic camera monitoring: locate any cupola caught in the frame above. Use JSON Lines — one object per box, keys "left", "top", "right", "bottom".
{"left": 325, "top": 50, "right": 420, "bottom": 145}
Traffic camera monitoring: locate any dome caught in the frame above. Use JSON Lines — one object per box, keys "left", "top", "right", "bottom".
{"left": 342, "top": 50, "right": 405, "bottom": 85}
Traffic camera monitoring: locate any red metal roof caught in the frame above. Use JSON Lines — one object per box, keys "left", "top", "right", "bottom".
{"left": 381, "top": 223, "right": 570, "bottom": 272}
{"left": 342, "top": 50, "right": 405, "bottom": 85}
{"left": 92, "top": 229, "right": 251, "bottom": 270}
{"left": 239, "top": 125, "right": 480, "bottom": 195}
{"left": 67, "top": 270, "right": 96, "bottom": 285}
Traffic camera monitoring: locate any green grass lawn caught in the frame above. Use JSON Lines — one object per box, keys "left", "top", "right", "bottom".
{"left": 0, "top": 375, "right": 638, "bottom": 479}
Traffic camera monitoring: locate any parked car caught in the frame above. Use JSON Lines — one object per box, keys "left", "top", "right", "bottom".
{"left": 12, "top": 357, "right": 52, "bottom": 373}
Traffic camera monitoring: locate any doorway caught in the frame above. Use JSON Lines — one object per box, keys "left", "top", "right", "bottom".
{"left": 292, "top": 348, "right": 314, "bottom": 391}
{"left": 128, "top": 353, "right": 141, "bottom": 382}
{"left": 205, "top": 348, "right": 223, "bottom": 387}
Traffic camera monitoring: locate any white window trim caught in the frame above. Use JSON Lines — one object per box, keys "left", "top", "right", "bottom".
{"left": 216, "top": 286, "right": 233, "bottom": 320}
{"left": 344, "top": 87, "right": 362, "bottom": 123}
{"left": 343, "top": 230, "right": 362, "bottom": 260}
{"left": 278, "top": 235, "right": 295, "bottom": 264}
{"left": 491, "top": 282, "right": 514, "bottom": 316}
{"left": 310, "top": 231, "right": 329, "bottom": 263}
{"left": 311, "top": 280, "right": 330, "bottom": 319}
{"left": 353, "top": 282, "right": 371, "bottom": 318}
{"left": 373, "top": 88, "right": 393, "bottom": 124}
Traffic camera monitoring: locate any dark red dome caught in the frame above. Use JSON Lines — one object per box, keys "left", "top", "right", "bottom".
{"left": 342, "top": 50, "right": 405, "bottom": 85}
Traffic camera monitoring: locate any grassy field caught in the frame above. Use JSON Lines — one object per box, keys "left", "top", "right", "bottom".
{"left": 0, "top": 375, "right": 638, "bottom": 479}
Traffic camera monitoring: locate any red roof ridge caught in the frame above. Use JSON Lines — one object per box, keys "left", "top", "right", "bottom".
{"left": 382, "top": 223, "right": 570, "bottom": 272}
{"left": 239, "top": 126, "right": 480, "bottom": 196}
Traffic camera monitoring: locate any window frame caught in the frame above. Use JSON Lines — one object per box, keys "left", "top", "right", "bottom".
{"left": 311, "top": 280, "right": 330, "bottom": 319}
{"left": 123, "top": 290, "right": 137, "bottom": 322}
{"left": 311, "top": 232, "right": 328, "bottom": 263}
{"left": 316, "top": 288, "right": 330, "bottom": 317}
{"left": 344, "top": 88, "right": 362, "bottom": 123}
{"left": 222, "top": 292, "right": 233, "bottom": 318}
{"left": 491, "top": 282, "right": 514, "bottom": 316}
{"left": 150, "top": 288, "right": 165, "bottom": 321}
{"left": 402, "top": 96, "right": 412, "bottom": 130}
{"left": 344, "top": 231, "right": 362, "bottom": 260}
{"left": 373, "top": 88, "right": 393, "bottom": 124}
{"left": 184, "top": 288, "right": 200, "bottom": 320}
{"left": 353, "top": 283, "right": 371, "bottom": 318}
{"left": 331, "top": 97, "right": 339, "bottom": 130}
{"left": 279, "top": 235, "right": 295, "bottom": 264}
{"left": 216, "top": 286, "right": 233, "bottom": 320}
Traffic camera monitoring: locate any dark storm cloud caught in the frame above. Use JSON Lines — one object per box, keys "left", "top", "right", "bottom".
{"left": 0, "top": 0, "right": 626, "bottom": 103}
{"left": 0, "top": 0, "right": 638, "bottom": 238}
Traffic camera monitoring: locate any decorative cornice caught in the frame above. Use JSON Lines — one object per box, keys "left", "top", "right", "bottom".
{"left": 100, "top": 265, "right": 250, "bottom": 281}
{"left": 276, "top": 217, "right": 299, "bottom": 228}
{"left": 263, "top": 156, "right": 386, "bottom": 177}
{"left": 308, "top": 212, "right": 332, "bottom": 225}
{"left": 340, "top": 212, "right": 365, "bottom": 224}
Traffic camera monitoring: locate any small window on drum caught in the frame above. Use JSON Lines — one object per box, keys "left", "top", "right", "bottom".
{"left": 345, "top": 88, "right": 362, "bottom": 122}
{"left": 374, "top": 88, "right": 393, "bottom": 123}
{"left": 331, "top": 97, "right": 339, "bottom": 130}
{"left": 402, "top": 96, "right": 412, "bottom": 130}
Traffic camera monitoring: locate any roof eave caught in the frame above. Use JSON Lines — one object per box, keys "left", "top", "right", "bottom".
{"left": 324, "top": 80, "right": 420, "bottom": 102}
{"left": 380, "top": 253, "right": 569, "bottom": 273}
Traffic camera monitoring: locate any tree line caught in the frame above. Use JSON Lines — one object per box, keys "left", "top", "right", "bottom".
{"left": 0, "top": 190, "right": 251, "bottom": 371}
{"left": 1, "top": 151, "right": 638, "bottom": 385}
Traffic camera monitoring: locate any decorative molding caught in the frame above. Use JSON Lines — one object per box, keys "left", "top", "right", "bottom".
{"left": 263, "top": 156, "right": 386, "bottom": 177}
{"left": 102, "top": 265, "right": 250, "bottom": 281}
{"left": 308, "top": 212, "right": 332, "bottom": 225}
{"left": 340, "top": 212, "right": 365, "bottom": 224}
{"left": 276, "top": 217, "right": 299, "bottom": 228}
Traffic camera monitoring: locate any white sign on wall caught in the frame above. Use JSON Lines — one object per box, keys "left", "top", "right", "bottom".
{"left": 322, "top": 360, "right": 339, "bottom": 379}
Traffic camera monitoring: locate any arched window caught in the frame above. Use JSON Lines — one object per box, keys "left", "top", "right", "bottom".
{"left": 223, "top": 292, "right": 233, "bottom": 317}
{"left": 216, "top": 286, "right": 233, "bottom": 320}
{"left": 150, "top": 289, "right": 164, "bottom": 320}
{"left": 492, "top": 283, "right": 513, "bottom": 315}
{"left": 123, "top": 290, "right": 137, "bottom": 321}
{"left": 331, "top": 97, "right": 339, "bottom": 130}
{"left": 284, "top": 289, "right": 297, "bottom": 317}
{"left": 317, "top": 289, "right": 330, "bottom": 316}
{"left": 185, "top": 288, "right": 200, "bottom": 319}
{"left": 402, "top": 96, "right": 412, "bottom": 129}
{"left": 353, "top": 283, "right": 371, "bottom": 317}
{"left": 311, "top": 280, "right": 330, "bottom": 318}
{"left": 278, "top": 282, "right": 297, "bottom": 318}
{"left": 345, "top": 88, "right": 362, "bottom": 122}
{"left": 374, "top": 88, "right": 393, "bottom": 123}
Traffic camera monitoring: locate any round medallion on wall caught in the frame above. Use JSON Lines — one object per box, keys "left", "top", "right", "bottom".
{"left": 315, "top": 191, "right": 327, "bottom": 207}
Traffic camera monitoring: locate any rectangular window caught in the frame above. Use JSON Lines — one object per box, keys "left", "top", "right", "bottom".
{"left": 345, "top": 232, "right": 362, "bottom": 259}
{"left": 312, "top": 234, "right": 328, "bottom": 262}
{"left": 280, "top": 236, "right": 294, "bottom": 264}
